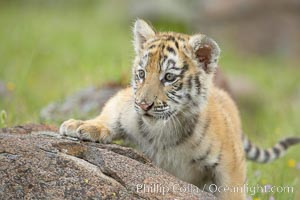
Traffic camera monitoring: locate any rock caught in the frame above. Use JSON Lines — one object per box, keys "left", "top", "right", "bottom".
{"left": 0, "top": 124, "right": 216, "bottom": 200}
{"left": 0, "top": 123, "right": 58, "bottom": 134}
{"left": 40, "top": 82, "right": 124, "bottom": 122}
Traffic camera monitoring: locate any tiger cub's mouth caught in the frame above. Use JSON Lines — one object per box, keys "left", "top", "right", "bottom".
{"left": 143, "top": 113, "right": 154, "bottom": 118}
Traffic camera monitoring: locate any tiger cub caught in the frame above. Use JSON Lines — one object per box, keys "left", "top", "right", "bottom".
{"left": 60, "top": 20, "right": 300, "bottom": 199}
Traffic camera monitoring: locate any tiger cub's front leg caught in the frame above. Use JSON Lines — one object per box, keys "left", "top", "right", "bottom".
{"left": 59, "top": 88, "right": 133, "bottom": 143}
{"left": 59, "top": 118, "right": 112, "bottom": 143}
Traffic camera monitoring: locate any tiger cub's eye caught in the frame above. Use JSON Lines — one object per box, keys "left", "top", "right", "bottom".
{"left": 164, "top": 73, "right": 176, "bottom": 82}
{"left": 138, "top": 70, "right": 145, "bottom": 79}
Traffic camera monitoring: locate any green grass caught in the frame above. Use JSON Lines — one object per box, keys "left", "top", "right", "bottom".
{"left": 0, "top": 2, "right": 299, "bottom": 199}
{"left": 0, "top": 1, "right": 133, "bottom": 124}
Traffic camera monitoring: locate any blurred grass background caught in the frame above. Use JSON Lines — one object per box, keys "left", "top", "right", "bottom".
{"left": 0, "top": 1, "right": 299, "bottom": 199}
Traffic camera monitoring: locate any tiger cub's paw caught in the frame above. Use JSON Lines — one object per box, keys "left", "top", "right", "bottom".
{"left": 59, "top": 119, "right": 111, "bottom": 143}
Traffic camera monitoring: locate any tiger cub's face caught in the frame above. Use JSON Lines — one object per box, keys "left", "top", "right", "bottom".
{"left": 132, "top": 20, "right": 220, "bottom": 121}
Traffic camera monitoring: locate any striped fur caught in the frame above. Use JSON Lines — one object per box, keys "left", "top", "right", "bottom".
{"left": 243, "top": 135, "right": 300, "bottom": 163}
{"left": 59, "top": 20, "right": 300, "bottom": 200}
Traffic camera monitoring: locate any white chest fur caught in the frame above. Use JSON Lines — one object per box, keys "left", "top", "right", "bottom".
{"left": 121, "top": 112, "right": 210, "bottom": 186}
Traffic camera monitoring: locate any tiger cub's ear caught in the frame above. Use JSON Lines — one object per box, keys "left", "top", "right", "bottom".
{"left": 133, "top": 19, "right": 156, "bottom": 54}
{"left": 189, "top": 34, "right": 221, "bottom": 73}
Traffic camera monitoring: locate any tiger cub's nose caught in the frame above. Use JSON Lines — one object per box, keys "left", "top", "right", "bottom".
{"left": 137, "top": 101, "right": 154, "bottom": 111}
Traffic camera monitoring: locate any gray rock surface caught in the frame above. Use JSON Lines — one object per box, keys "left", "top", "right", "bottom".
{"left": 40, "top": 83, "right": 123, "bottom": 122}
{"left": 0, "top": 124, "right": 217, "bottom": 200}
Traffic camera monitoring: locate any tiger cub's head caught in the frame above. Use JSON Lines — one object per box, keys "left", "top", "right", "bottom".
{"left": 132, "top": 19, "right": 220, "bottom": 121}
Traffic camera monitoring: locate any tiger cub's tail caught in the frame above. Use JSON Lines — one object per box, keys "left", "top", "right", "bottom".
{"left": 242, "top": 135, "right": 300, "bottom": 163}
